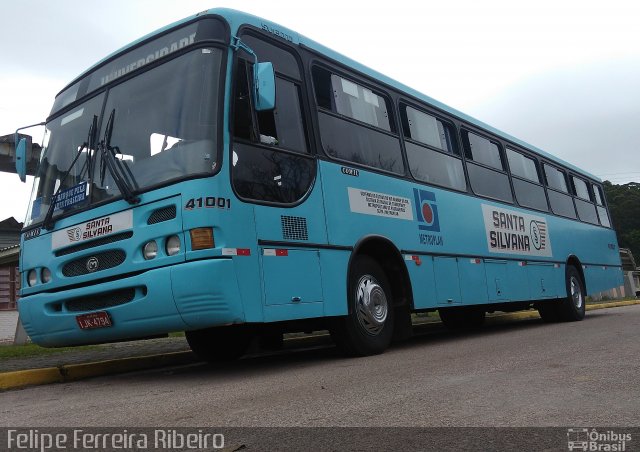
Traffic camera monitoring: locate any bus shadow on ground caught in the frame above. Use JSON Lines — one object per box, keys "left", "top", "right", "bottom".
{"left": 114, "top": 308, "right": 614, "bottom": 387}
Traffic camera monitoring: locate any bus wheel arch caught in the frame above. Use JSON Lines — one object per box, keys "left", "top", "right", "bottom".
{"left": 537, "top": 255, "right": 586, "bottom": 322}
{"left": 349, "top": 235, "right": 414, "bottom": 311}
{"left": 332, "top": 236, "right": 413, "bottom": 355}
{"left": 566, "top": 255, "right": 587, "bottom": 295}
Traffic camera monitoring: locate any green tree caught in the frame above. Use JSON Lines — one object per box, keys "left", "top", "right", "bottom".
{"left": 603, "top": 181, "right": 640, "bottom": 260}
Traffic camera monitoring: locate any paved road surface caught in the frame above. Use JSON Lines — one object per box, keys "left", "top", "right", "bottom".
{"left": 1, "top": 306, "right": 639, "bottom": 449}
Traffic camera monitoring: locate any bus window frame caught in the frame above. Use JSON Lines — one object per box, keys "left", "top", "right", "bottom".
{"left": 569, "top": 172, "right": 602, "bottom": 226}
{"left": 460, "top": 127, "right": 515, "bottom": 204}
{"left": 503, "top": 145, "right": 550, "bottom": 213}
{"left": 229, "top": 26, "right": 318, "bottom": 208}
{"left": 398, "top": 100, "right": 468, "bottom": 193}
{"left": 310, "top": 62, "right": 406, "bottom": 177}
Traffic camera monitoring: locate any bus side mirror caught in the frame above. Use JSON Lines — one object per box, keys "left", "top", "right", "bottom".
{"left": 254, "top": 62, "right": 276, "bottom": 111}
{"left": 15, "top": 136, "right": 27, "bottom": 183}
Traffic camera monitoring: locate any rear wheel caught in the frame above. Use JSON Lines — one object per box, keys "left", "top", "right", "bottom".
{"left": 331, "top": 256, "right": 394, "bottom": 356}
{"left": 537, "top": 265, "right": 586, "bottom": 322}
{"left": 558, "top": 266, "right": 586, "bottom": 321}
{"left": 186, "top": 324, "right": 254, "bottom": 363}
{"left": 439, "top": 306, "right": 485, "bottom": 329}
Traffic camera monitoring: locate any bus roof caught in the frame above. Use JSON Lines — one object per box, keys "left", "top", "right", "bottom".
{"left": 59, "top": 7, "right": 600, "bottom": 182}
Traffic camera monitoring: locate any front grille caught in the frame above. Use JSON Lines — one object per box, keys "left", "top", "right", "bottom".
{"left": 66, "top": 288, "right": 136, "bottom": 312}
{"left": 55, "top": 231, "right": 133, "bottom": 257}
{"left": 62, "top": 250, "right": 126, "bottom": 277}
{"left": 281, "top": 215, "right": 308, "bottom": 241}
{"left": 147, "top": 205, "right": 177, "bottom": 225}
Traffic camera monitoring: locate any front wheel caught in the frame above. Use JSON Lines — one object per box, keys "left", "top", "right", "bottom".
{"left": 331, "top": 256, "right": 394, "bottom": 356}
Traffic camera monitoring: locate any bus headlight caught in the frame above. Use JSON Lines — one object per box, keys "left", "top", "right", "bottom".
{"left": 41, "top": 267, "right": 52, "bottom": 284}
{"left": 166, "top": 235, "right": 181, "bottom": 256}
{"left": 143, "top": 240, "right": 158, "bottom": 260}
{"left": 27, "top": 269, "right": 38, "bottom": 287}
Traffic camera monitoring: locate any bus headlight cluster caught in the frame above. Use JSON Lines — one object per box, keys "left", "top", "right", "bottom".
{"left": 166, "top": 235, "right": 181, "bottom": 256}
{"left": 26, "top": 268, "right": 52, "bottom": 287}
{"left": 142, "top": 235, "right": 181, "bottom": 260}
{"left": 143, "top": 240, "right": 158, "bottom": 260}
{"left": 41, "top": 267, "right": 52, "bottom": 284}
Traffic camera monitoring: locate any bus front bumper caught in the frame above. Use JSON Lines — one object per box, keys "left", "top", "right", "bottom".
{"left": 18, "top": 258, "right": 245, "bottom": 347}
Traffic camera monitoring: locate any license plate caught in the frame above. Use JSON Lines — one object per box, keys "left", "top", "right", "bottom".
{"left": 76, "top": 311, "right": 113, "bottom": 330}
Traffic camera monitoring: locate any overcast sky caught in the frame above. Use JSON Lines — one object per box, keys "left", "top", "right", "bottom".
{"left": 1, "top": 0, "right": 639, "bottom": 222}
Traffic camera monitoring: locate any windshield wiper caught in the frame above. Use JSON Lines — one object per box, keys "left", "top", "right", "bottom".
{"left": 42, "top": 116, "right": 97, "bottom": 230}
{"left": 97, "top": 109, "right": 140, "bottom": 205}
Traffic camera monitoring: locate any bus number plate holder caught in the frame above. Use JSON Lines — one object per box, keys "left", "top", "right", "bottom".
{"left": 76, "top": 311, "right": 113, "bottom": 330}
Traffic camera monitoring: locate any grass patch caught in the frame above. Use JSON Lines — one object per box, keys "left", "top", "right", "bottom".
{"left": 0, "top": 343, "right": 96, "bottom": 359}
{"left": 168, "top": 331, "right": 185, "bottom": 338}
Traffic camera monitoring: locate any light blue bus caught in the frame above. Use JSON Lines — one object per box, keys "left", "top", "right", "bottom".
{"left": 15, "top": 8, "right": 623, "bottom": 359}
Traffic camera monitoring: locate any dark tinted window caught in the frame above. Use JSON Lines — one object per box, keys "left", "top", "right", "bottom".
{"left": 547, "top": 190, "right": 576, "bottom": 218}
{"left": 575, "top": 199, "right": 599, "bottom": 224}
{"left": 461, "top": 130, "right": 511, "bottom": 202}
{"left": 512, "top": 178, "right": 548, "bottom": 211}
{"left": 232, "top": 143, "right": 314, "bottom": 203}
{"left": 507, "top": 148, "right": 539, "bottom": 182}
{"left": 405, "top": 142, "right": 466, "bottom": 191}
{"left": 231, "top": 39, "right": 314, "bottom": 204}
{"left": 593, "top": 184, "right": 604, "bottom": 205}
{"left": 572, "top": 176, "right": 590, "bottom": 200}
{"left": 466, "top": 163, "right": 513, "bottom": 203}
{"left": 313, "top": 66, "right": 403, "bottom": 174}
{"left": 242, "top": 35, "right": 300, "bottom": 79}
{"left": 403, "top": 106, "right": 459, "bottom": 154}
{"left": 318, "top": 112, "right": 403, "bottom": 173}
{"left": 462, "top": 131, "right": 503, "bottom": 169}
{"left": 597, "top": 206, "right": 611, "bottom": 227}
{"left": 544, "top": 164, "right": 568, "bottom": 192}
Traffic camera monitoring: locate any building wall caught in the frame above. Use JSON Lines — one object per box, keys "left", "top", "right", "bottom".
{"left": 0, "top": 266, "right": 19, "bottom": 310}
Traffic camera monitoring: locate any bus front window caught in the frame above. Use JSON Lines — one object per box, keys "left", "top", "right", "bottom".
{"left": 25, "top": 47, "right": 223, "bottom": 227}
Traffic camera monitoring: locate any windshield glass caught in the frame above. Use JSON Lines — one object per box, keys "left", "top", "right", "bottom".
{"left": 25, "top": 47, "right": 223, "bottom": 227}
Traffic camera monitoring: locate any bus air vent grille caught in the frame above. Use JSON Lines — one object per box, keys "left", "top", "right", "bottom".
{"left": 281, "top": 215, "right": 308, "bottom": 241}
{"left": 147, "top": 205, "right": 177, "bottom": 225}
{"left": 65, "top": 288, "right": 136, "bottom": 312}
{"left": 62, "top": 250, "right": 126, "bottom": 277}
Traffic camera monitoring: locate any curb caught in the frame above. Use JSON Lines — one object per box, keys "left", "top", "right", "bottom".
{"left": 0, "top": 351, "right": 196, "bottom": 391}
{"left": 1, "top": 300, "right": 638, "bottom": 391}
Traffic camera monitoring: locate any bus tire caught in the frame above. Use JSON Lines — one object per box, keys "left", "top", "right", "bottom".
{"left": 537, "top": 301, "right": 560, "bottom": 322}
{"left": 332, "top": 256, "right": 394, "bottom": 356}
{"left": 439, "top": 307, "right": 485, "bottom": 330}
{"left": 186, "top": 324, "right": 253, "bottom": 363}
{"left": 557, "top": 265, "right": 586, "bottom": 321}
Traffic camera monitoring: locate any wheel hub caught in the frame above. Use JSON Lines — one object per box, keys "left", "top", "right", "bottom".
{"left": 570, "top": 276, "right": 583, "bottom": 309}
{"left": 355, "top": 275, "right": 388, "bottom": 335}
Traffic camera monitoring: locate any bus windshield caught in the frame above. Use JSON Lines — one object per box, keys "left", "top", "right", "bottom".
{"left": 25, "top": 46, "right": 223, "bottom": 227}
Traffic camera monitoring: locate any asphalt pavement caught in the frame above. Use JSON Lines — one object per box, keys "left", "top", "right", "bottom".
{"left": 2, "top": 304, "right": 639, "bottom": 429}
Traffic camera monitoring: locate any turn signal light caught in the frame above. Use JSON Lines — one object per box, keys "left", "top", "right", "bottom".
{"left": 190, "top": 228, "right": 214, "bottom": 250}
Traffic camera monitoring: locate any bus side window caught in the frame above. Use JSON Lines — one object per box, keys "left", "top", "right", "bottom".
{"left": 461, "top": 130, "right": 513, "bottom": 203}
{"left": 506, "top": 148, "right": 548, "bottom": 212}
{"left": 231, "top": 44, "right": 314, "bottom": 204}
{"left": 401, "top": 105, "right": 466, "bottom": 191}
{"left": 572, "top": 176, "right": 599, "bottom": 225}
{"left": 233, "top": 59, "right": 307, "bottom": 153}
{"left": 593, "top": 183, "right": 611, "bottom": 227}
{"left": 312, "top": 66, "right": 404, "bottom": 175}
{"left": 543, "top": 164, "right": 577, "bottom": 219}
